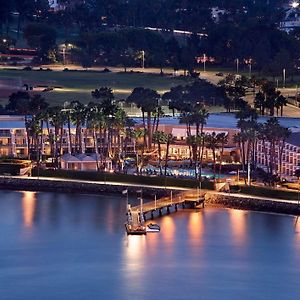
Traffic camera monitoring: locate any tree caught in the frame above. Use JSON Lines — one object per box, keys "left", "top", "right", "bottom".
{"left": 153, "top": 131, "right": 166, "bottom": 176}
{"left": 205, "top": 132, "right": 220, "bottom": 179}
{"left": 23, "top": 23, "right": 57, "bottom": 62}
{"left": 163, "top": 133, "right": 175, "bottom": 177}
{"left": 127, "top": 87, "right": 160, "bottom": 149}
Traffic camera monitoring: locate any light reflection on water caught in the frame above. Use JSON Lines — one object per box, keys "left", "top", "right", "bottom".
{"left": 0, "top": 190, "right": 300, "bottom": 300}
{"left": 229, "top": 209, "right": 248, "bottom": 245}
{"left": 22, "top": 191, "right": 36, "bottom": 229}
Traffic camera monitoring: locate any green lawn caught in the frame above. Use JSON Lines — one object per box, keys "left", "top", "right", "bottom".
{"left": 0, "top": 69, "right": 192, "bottom": 106}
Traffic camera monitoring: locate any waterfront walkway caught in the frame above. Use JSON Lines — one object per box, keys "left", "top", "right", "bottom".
{"left": 2, "top": 175, "right": 300, "bottom": 207}
{"left": 130, "top": 189, "right": 206, "bottom": 220}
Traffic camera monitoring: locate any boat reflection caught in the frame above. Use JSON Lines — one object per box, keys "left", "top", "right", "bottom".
{"left": 123, "top": 235, "right": 146, "bottom": 293}
{"left": 22, "top": 191, "right": 37, "bottom": 228}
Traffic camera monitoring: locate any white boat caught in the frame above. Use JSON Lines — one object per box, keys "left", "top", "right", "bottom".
{"left": 146, "top": 223, "right": 160, "bottom": 233}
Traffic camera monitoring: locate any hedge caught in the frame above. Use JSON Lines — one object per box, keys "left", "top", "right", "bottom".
{"left": 31, "top": 168, "right": 214, "bottom": 190}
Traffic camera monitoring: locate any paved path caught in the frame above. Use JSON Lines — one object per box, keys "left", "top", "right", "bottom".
{"left": 215, "top": 191, "right": 300, "bottom": 205}
{"left": 9, "top": 175, "right": 190, "bottom": 191}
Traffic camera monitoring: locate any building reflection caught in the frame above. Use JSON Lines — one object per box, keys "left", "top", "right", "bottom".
{"left": 145, "top": 222, "right": 159, "bottom": 255}
{"left": 293, "top": 217, "right": 300, "bottom": 248}
{"left": 188, "top": 212, "right": 204, "bottom": 249}
{"left": 22, "top": 191, "right": 37, "bottom": 228}
{"left": 229, "top": 209, "right": 248, "bottom": 245}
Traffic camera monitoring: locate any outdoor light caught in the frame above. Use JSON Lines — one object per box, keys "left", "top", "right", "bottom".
{"left": 291, "top": 1, "right": 299, "bottom": 8}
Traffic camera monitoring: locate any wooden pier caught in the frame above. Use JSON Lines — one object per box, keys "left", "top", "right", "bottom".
{"left": 130, "top": 189, "right": 206, "bottom": 220}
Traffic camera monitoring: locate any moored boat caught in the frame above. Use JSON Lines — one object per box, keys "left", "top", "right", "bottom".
{"left": 125, "top": 223, "right": 147, "bottom": 235}
{"left": 146, "top": 223, "right": 160, "bottom": 232}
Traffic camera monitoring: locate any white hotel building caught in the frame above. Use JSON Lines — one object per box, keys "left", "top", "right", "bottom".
{"left": 256, "top": 131, "right": 300, "bottom": 178}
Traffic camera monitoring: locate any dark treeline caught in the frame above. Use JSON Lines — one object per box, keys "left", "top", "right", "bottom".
{"left": 0, "top": 0, "right": 299, "bottom": 75}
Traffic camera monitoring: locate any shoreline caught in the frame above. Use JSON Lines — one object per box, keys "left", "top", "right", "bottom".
{"left": 1, "top": 177, "right": 300, "bottom": 216}
{"left": 205, "top": 192, "right": 300, "bottom": 216}
{"left": 0, "top": 177, "right": 178, "bottom": 198}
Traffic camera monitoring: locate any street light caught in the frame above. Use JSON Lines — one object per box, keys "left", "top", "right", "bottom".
{"left": 61, "top": 45, "right": 66, "bottom": 66}
{"left": 235, "top": 58, "right": 239, "bottom": 74}
{"left": 283, "top": 68, "right": 286, "bottom": 88}
{"left": 141, "top": 50, "right": 145, "bottom": 69}
{"left": 203, "top": 53, "right": 206, "bottom": 72}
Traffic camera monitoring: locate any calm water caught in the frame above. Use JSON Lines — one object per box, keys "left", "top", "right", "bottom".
{"left": 1, "top": 190, "right": 300, "bottom": 300}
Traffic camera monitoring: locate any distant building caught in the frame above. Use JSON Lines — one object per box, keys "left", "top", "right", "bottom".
{"left": 211, "top": 7, "right": 226, "bottom": 23}
{"left": 280, "top": 7, "right": 300, "bottom": 32}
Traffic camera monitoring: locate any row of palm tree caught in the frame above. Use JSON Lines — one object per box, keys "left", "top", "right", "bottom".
{"left": 234, "top": 104, "right": 291, "bottom": 185}
{"left": 7, "top": 82, "right": 291, "bottom": 184}
{"left": 254, "top": 80, "right": 287, "bottom": 117}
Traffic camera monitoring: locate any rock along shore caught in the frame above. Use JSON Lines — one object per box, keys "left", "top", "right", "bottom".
{"left": 205, "top": 192, "right": 300, "bottom": 216}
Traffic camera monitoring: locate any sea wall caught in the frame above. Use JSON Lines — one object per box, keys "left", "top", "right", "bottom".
{"left": 0, "top": 177, "right": 176, "bottom": 198}
{"left": 205, "top": 192, "right": 300, "bottom": 215}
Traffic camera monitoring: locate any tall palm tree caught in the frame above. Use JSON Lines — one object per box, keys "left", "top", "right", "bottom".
{"left": 70, "top": 100, "right": 86, "bottom": 153}
{"left": 164, "top": 133, "right": 175, "bottom": 176}
{"left": 48, "top": 106, "right": 65, "bottom": 166}
{"left": 205, "top": 132, "right": 220, "bottom": 179}
{"left": 127, "top": 87, "right": 160, "bottom": 149}
{"left": 218, "top": 132, "right": 228, "bottom": 177}
{"left": 132, "top": 128, "right": 146, "bottom": 174}
{"left": 152, "top": 131, "right": 166, "bottom": 175}
{"left": 275, "top": 94, "right": 287, "bottom": 117}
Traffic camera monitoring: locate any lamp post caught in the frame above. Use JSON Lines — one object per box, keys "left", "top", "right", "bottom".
{"left": 141, "top": 50, "right": 145, "bottom": 69}
{"left": 62, "top": 45, "right": 66, "bottom": 66}
{"left": 203, "top": 53, "right": 206, "bottom": 72}
{"left": 248, "top": 62, "right": 252, "bottom": 78}
{"left": 283, "top": 68, "right": 286, "bottom": 88}
{"left": 236, "top": 58, "right": 239, "bottom": 74}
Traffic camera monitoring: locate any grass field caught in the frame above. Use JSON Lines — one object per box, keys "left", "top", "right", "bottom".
{"left": 0, "top": 69, "right": 192, "bottom": 106}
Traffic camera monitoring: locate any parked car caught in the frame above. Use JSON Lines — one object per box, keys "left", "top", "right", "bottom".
{"left": 215, "top": 72, "right": 224, "bottom": 76}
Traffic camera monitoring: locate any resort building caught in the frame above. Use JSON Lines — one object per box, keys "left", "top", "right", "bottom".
{"left": 256, "top": 131, "right": 300, "bottom": 178}
{"left": 60, "top": 153, "right": 112, "bottom": 171}
{"left": 0, "top": 115, "right": 239, "bottom": 167}
{"left": 155, "top": 124, "right": 239, "bottom": 163}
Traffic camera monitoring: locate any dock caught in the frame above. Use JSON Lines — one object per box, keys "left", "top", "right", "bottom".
{"left": 130, "top": 189, "right": 206, "bottom": 220}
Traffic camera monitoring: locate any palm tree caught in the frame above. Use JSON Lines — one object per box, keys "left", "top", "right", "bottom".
{"left": 275, "top": 94, "right": 287, "bottom": 117}
{"left": 163, "top": 133, "right": 175, "bottom": 176}
{"left": 132, "top": 128, "right": 146, "bottom": 174}
{"left": 163, "top": 85, "right": 190, "bottom": 117}
{"left": 205, "top": 132, "right": 220, "bottom": 179}
{"left": 127, "top": 87, "right": 160, "bottom": 149}
{"left": 218, "top": 132, "right": 228, "bottom": 177}
{"left": 70, "top": 100, "right": 86, "bottom": 153}
{"left": 254, "top": 91, "right": 265, "bottom": 115}
{"left": 152, "top": 131, "right": 166, "bottom": 175}
{"left": 48, "top": 106, "right": 65, "bottom": 167}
